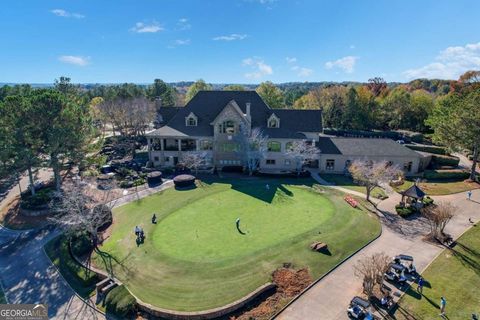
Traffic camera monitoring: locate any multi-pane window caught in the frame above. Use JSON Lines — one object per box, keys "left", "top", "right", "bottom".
{"left": 266, "top": 159, "right": 276, "bottom": 165}
{"left": 326, "top": 159, "right": 335, "bottom": 170}
{"left": 268, "top": 118, "right": 278, "bottom": 128}
{"left": 268, "top": 141, "right": 281, "bottom": 152}
{"left": 221, "top": 143, "right": 238, "bottom": 152}
{"left": 220, "top": 120, "right": 236, "bottom": 134}
{"left": 200, "top": 140, "right": 213, "bottom": 150}
{"left": 187, "top": 117, "right": 197, "bottom": 126}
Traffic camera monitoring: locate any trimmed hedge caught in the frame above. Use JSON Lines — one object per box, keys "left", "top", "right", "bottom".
{"left": 423, "top": 196, "right": 434, "bottom": 206}
{"left": 424, "top": 169, "right": 470, "bottom": 180}
{"left": 395, "top": 205, "right": 414, "bottom": 217}
{"left": 432, "top": 154, "right": 460, "bottom": 167}
{"left": 405, "top": 144, "right": 447, "bottom": 155}
{"left": 105, "top": 285, "right": 136, "bottom": 318}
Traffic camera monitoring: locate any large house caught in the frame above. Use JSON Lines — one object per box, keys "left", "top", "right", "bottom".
{"left": 146, "top": 90, "right": 424, "bottom": 175}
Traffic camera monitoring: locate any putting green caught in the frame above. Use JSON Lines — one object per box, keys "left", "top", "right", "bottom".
{"left": 94, "top": 178, "right": 380, "bottom": 311}
{"left": 153, "top": 186, "right": 334, "bottom": 261}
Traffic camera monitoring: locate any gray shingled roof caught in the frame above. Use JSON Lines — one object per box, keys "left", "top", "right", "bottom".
{"left": 318, "top": 137, "right": 421, "bottom": 157}
{"left": 401, "top": 184, "right": 426, "bottom": 198}
{"left": 156, "top": 107, "right": 181, "bottom": 127}
{"left": 147, "top": 91, "right": 322, "bottom": 138}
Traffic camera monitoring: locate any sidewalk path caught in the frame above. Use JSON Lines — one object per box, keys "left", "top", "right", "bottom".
{"left": 309, "top": 170, "right": 379, "bottom": 201}
{"left": 276, "top": 183, "right": 480, "bottom": 319}
{"left": 0, "top": 173, "right": 175, "bottom": 319}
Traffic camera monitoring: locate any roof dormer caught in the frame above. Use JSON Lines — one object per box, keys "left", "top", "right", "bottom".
{"left": 267, "top": 113, "right": 280, "bottom": 128}
{"left": 185, "top": 112, "right": 198, "bottom": 126}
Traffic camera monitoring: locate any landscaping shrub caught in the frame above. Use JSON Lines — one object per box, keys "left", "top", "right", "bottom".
{"left": 105, "top": 285, "right": 136, "bottom": 318}
{"left": 132, "top": 178, "right": 145, "bottom": 187}
{"left": 70, "top": 233, "right": 94, "bottom": 257}
{"left": 395, "top": 205, "right": 414, "bottom": 217}
{"left": 20, "top": 188, "right": 54, "bottom": 209}
{"left": 405, "top": 144, "right": 447, "bottom": 155}
{"left": 119, "top": 180, "right": 131, "bottom": 188}
{"left": 424, "top": 169, "right": 470, "bottom": 180}
{"left": 432, "top": 154, "right": 460, "bottom": 167}
{"left": 423, "top": 196, "right": 434, "bottom": 206}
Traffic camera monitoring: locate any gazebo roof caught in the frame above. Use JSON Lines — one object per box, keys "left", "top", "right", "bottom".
{"left": 401, "top": 184, "right": 426, "bottom": 199}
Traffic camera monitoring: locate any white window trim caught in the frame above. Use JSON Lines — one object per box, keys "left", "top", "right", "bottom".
{"left": 267, "top": 113, "right": 280, "bottom": 128}
{"left": 185, "top": 112, "right": 198, "bottom": 126}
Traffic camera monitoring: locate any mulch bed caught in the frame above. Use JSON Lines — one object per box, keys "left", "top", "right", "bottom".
{"left": 231, "top": 267, "right": 312, "bottom": 320}
{"left": 0, "top": 197, "right": 51, "bottom": 229}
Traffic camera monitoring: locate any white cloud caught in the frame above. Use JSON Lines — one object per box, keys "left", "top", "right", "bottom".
{"left": 297, "top": 67, "right": 313, "bottom": 77}
{"left": 287, "top": 58, "right": 313, "bottom": 77}
{"left": 51, "top": 9, "right": 85, "bottom": 19}
{"left": 290, "top": 65, "right": 313, "bottom": 77}
{"left": 177, "top": 18, "right": 191, "bottom": 30}
{"left": 58, "top": 55, "right": 90, "bottom": 66}
{"left": 130, "top": 22, "right": 163, "bottom": 33}
{"left": 286, "top": 57, "right": 297, "bottom": 63}
{"left": 325, "top": 56, "right": 358, "bottom": 73}
{"left": 403, "top": 42, "right": 480, "bottom": 80}
{"left": 175, "top": 39, "right": 190, "bottom": 45}
{"left": 213, "top": 34, "right": 248, "bottom": 41}
{"left": 242, "top": 57, "right": 273, "bottom": 79}
{"left": 349, "top": 44, "right": 355, "bottom": 49}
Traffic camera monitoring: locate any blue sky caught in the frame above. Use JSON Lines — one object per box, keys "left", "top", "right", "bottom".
{"left": 1, "top": 0, "right": 480, "bottom": 84}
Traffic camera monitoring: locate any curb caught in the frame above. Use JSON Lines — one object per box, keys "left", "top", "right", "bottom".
{"left": 271, "top": 223, "right": 383, "bottom": 319}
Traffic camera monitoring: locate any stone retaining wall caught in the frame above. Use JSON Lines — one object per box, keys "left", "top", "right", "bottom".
{"left": 135, "top": 283, "right": 276, "bottom": 320}
{"left": 72, "top": 247, "right": 276, "bottom": 319}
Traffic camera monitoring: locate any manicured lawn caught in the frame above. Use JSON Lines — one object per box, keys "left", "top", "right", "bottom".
{"left": 93, "top": 177, "right": 380, "bottom": 311}
{"left": 45, "top": 235, "right": 99, "bottom": 298}
{"left": 319, "top": 174, "right": 387, "bottom": 198}
{"left": 394, "top": 179, "right": 480, "bottom": 196}
{"left": 397, "top": 226, "right": 480, "bottom": 319}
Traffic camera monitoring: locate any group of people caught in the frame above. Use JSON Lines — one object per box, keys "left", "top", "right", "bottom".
{"left": 133, "top": 214, "right": 158, "bottom": 246}
{"left": 134, "top": 225, "right": 145, "bottom": 245}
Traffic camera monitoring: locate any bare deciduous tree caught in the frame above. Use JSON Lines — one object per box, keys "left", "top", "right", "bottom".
{"left": 235, "top": 126, "right": 268, "bottom": 175}
{"left": 354, "top": 252, "right": 391, "bottom": 298}
{"left": 349, "top": 160, "right": 402, "bottom": 202}
{"left": 180, "top": 151, "right": 209, "bottom": 175}
{"left": 422, "top": 201, "right": 456, "bottom": 241}
{"left": 50, "top": 179, "right": 116, "bottom": 249}
{"left": 285, "top": 140, "right": 320, "bottom": 175}
{"left": 97, "top": 97, "right": 155, "bottom": 137}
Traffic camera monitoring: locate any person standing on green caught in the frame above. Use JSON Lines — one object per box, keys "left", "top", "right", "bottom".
{"left": 440, "top": 296, "right": 446, "bottom": 317}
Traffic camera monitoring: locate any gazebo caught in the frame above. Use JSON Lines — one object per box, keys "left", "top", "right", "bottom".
{"left": 400, "top": 183, "right": 426, "bottom": 209}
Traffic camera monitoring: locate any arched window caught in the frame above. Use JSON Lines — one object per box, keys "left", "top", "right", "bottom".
{"left": 185, "top": 113, "right": 197, "bottom": 126}
{"left": 267, "top": 141, "right": 281, "bottom": 152}
{"left": 268, "top": 118, "right": 278, "bottom": 128}
{"left": 285, "top": 142, "right": 293, "bottom": 151}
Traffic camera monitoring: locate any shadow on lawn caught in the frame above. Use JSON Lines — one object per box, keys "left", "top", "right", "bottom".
{"left": 447, "top": 243, "right": 480, "bottom": 276}
{"left": 199, "top": 174, "right": 316, "bottom": 203}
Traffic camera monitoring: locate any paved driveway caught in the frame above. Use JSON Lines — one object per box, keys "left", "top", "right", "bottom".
{"left": 276, "top": 186, "right": 480, "bottom": 320}
{"left": 0, "top": 226, "right": 104, "bottom": 319}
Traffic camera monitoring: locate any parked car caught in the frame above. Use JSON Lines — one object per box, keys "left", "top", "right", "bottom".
{"left": 396, "top": 139, "right": 405, "bottom": 144}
